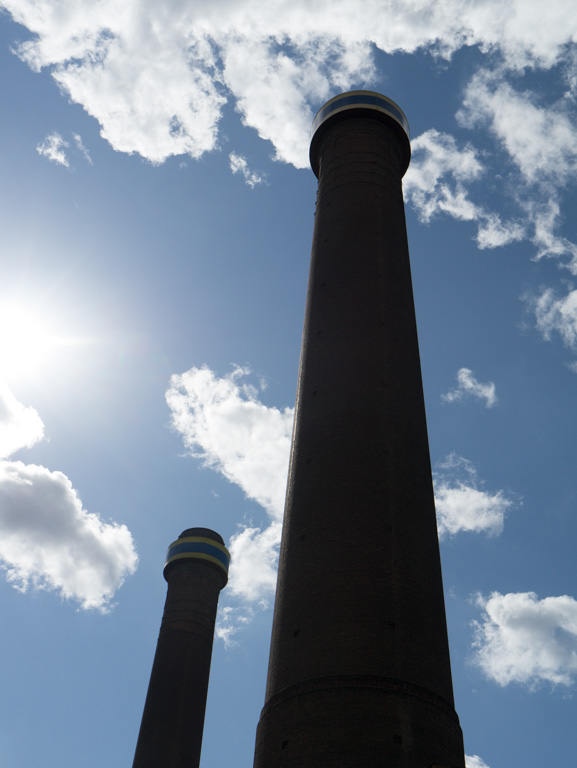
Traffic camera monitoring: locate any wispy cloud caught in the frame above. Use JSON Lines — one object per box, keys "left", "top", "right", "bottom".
{"left": 525, "top": 199, "right": 577, "bottom": 273}
{"left": 73, "top": 132, "right": 93, "bottom": 164}
{"left": 473, "top": 591, "right": 577, "bottom": 687}
{"left": 403, "top": 129, "right": 525, "bottom": 250}
{"left": 36, "top": 131, "right": 94, "bottom": 169}
{"left": 442, "top": 368, "right": 498, "bottom": 408}
{"left": 404, "top": 129, "right": 484, "bottom": 218}
{"left": 528, "top": 285, "right": 577, "bottom": 353}
{"left": 405, "top": 89, "right": 577, "bottom": 268}
{"left": 434, "top": 454, "right": 516, "bottom": 538}
{"left": 457, "top": 68, "right": 577, "bottom": 272}
{"left": 36, "top": 132, "right": 69, "bottom": 166}
{"left": 229, "top": 152, "right": 264, "bottom": 187}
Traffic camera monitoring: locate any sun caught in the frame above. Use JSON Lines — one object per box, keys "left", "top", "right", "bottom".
{"left": 0, "top": 304, "right": 56, "bottom": 378}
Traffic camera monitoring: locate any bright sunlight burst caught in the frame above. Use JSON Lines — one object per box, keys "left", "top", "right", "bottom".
{"left": 0, "top": 304, "right": 56, "bottom": 378}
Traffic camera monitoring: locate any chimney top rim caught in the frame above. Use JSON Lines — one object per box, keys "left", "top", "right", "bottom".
{"left": 311, "top": 90, "right": 409, "bottom": 141}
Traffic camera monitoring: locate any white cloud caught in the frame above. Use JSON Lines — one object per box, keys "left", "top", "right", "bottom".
{"left": 475, "top": 212, "right": 526, "bottom": 250}
{"left": 221, "top": 35, "right": 373, "bottom": 167}
{"left": 215, "top": 597, "right": 270, "bottom": 648}
{"left": 229, "top": 152, "right": 264, "bottom": 187}
{"left": 466, "top": 756, "right": 491, "bottom": 768}
{"left": 0, "top": 382, "right": 45, "bottom": 458}
{"left": 215, "top": 604, "right": 253, "bottom": 648}
{"left": 36, "top": 131, "right": 94, "bottom": 168}
{"left": 473, "top": 591, "right": 577, "bottom": 687}
{"left": 403, "top": 128, "right": 483, "bottom": 202}
{"left": 401, "top": 74, "right": 577, "bottom": 268}
{"left": 442, "top": 368, "right": 497, "bottom": 408}
{"left": 458, "top": 69, "right": 577, "bottom": 187}
{"left": 36, "top": 132, "right": 69, "bottom": 166}
{"left": 227, "top": 522, "right": 282, "bottom": 601}
{"left": 404, "top": 129, "right": 484, "bottom": 220}
{"left": 457, "top": 70, "right": 577, "bottom": 270}
{"left": 55, "top": 35, "right": 226, "bottom": 164}
{"left": 404, "top": 129, "right": 525, "bottom": 249}
{"left": 434, "top": 454, "right": 515, "bottom": 538}
{"left": 0, "top": 460, "right": 138, "bottom": 610}
{"left": 166, "top": 365, "right": 293, "bottom": 520}
{"left": 4, "top": 0, "right": 577, "bottom": 167}
{"left": 529, "top": 285, "right": 577, "bottom": 351}
{"left": 10, "top": 0, "right": 577, "bottom": 276}
{"left": 0, "top": 381, "right": 137, "bottom": 610}
{"left": 165, "top": 365, "right": 293, "bottom": 607}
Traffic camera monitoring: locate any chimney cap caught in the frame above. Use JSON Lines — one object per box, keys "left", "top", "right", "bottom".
{"left": 309, "top": 90, "right": 410, "bottom": 177}
{"left": 163, "top": 528, "right": 230, "bottom": 584}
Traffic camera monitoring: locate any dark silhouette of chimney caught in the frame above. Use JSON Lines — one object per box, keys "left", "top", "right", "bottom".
{"left": 133, "top": 527, "right": 230, "bottom": 768}
{"left": 252, "top": 91, "right": 465, "bottom": 768}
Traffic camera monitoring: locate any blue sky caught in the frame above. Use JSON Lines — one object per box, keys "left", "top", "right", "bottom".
{"left": 1, "top": 2, "right": 577, "bottom": 767}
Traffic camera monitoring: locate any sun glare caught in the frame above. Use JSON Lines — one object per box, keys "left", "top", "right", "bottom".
{"left": 0, "top": 304, "right": 56, "bottom": 377}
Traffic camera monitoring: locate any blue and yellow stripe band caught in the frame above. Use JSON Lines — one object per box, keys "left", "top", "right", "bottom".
{"left": 164, "top": 536, "right": 231, "bottom": 577}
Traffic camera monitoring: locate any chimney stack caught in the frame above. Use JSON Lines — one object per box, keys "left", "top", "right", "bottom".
{"left": 133, "top": 528, "right": 230, "bottom": 768}
{"left": 252, "top": 91, "right": 465, "bottom": 768}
